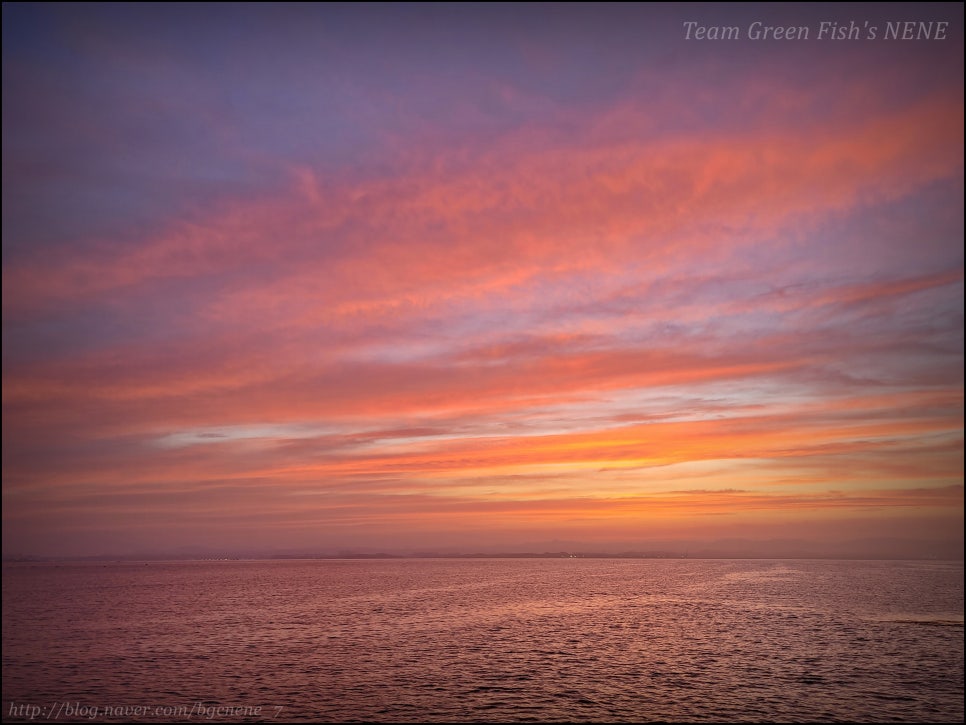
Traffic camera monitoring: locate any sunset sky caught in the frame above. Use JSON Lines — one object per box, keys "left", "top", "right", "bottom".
{"left": 3, "top": 4, "right": 963, "bottom": 558}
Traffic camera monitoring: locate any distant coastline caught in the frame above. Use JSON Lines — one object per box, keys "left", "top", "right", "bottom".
{"left": 4, "top": 550, "right": 963, "bottom": 563}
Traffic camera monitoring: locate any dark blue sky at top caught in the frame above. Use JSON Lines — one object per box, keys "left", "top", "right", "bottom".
{"left": 4, "top": 3, "right": 961, "bottom": 263}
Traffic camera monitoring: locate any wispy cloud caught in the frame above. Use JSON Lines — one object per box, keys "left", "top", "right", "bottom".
{"left": 3, "top": 4, "right": 962, "bottom": 556}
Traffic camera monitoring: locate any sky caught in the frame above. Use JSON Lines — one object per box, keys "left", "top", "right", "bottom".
{"left": 2, "top": 3, "right": 963, "bottom": 558}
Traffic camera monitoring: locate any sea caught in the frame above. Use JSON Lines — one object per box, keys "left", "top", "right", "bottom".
{"left": 2, "top": 558, "right": 963, "bottom": 723}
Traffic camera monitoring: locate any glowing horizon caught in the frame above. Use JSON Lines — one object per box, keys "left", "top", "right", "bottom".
{"left": 2, "top": 4, "right": 963, "bottom": 558}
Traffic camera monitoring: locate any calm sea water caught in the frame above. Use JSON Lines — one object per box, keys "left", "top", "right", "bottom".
{"left": 2, "top": 559, "right": 963, "bottom": 723}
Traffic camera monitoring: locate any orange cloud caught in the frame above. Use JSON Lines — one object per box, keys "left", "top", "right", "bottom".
{"left": 3, "top": 32, "right": 962, "bottom": 557}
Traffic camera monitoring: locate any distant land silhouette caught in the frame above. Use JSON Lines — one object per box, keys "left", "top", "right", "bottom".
{"left": 4, "top": 536, "right": 962, "bottom": 562}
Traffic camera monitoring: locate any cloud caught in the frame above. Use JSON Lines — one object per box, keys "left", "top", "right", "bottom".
{"left": 3, "top": 5, "right": 962, "bottom": 556}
